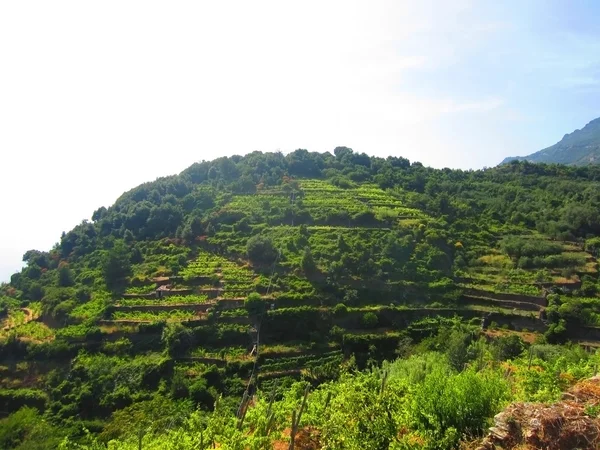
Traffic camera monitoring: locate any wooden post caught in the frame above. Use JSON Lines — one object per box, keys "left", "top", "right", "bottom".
{"left": 137, "top": 429, "right": 145, "bottom": 450}
{"left": 324, "top": 391, "right": 332, "bottom": 410}
{"left": 528, "top": 345, "right": 534, "bottom": 370}
{"left": 380, "top": 369, "right": 389, "bottom": 395}
{"left": 289, "top": 385, "right": 310, "bottom": 450}
{"left": 289, "top": 410, "right": 296, "bottom": 450}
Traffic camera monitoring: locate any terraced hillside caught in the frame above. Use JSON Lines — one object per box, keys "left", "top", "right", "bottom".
{"left": 2, "top": 149, "right": 600, "bottom": 448}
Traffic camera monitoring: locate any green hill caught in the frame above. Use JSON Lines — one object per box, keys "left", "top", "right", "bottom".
{"left": 2, "top": 148, "right": 600, "bottom": 449}
{"left": 501, "top": 117, "right": 600, "bottom": 165}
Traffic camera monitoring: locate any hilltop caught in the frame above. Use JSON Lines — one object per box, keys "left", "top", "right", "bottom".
{"left": 2, "top": 148, "right": 600, "bottom": 449}
{"left": 501, "top": 117, "right": 600, "bottom": 165}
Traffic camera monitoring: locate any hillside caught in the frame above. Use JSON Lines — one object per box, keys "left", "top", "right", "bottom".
{"left": 501, "top": 117, "right": 600, "bottom": 165}
{"left": 2, "top": 148, "right": 600, "bottom": 449}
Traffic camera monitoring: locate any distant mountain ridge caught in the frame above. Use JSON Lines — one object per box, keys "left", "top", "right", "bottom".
{"left": 501, "top": 117, "right": 600, "bottom": 165}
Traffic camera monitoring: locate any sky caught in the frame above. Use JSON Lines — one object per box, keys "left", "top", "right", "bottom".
{"left": 1, "top": 0, "right": 600, "bottom": 281}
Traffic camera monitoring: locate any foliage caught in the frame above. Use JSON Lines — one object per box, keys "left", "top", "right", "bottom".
{"left": 362, "top": 311, "right": 379, "bottom": 328}
{"left": 246, "top": 234, "right": 278, "bottom": 266}
{"left": 244, "top": 292, "right": 265, "bottom": 317}
{"left": 102, "top": 241, "right": 132, "bottom": 291}
{"left": 0, "top": 407, "right": 63, "bottom": 450}
{"left": 5, "top": 150, "right": 600, "bottom": 448}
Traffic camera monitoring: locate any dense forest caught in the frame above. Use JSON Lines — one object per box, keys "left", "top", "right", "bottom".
{"left": 2, "top": 148, "right": 600, "bottom": 449}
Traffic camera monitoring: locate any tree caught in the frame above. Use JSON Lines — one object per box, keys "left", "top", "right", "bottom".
{"left": 145, "top": 203, "right": 184, "bottom": 239}
{"left": 492, "top": 335, "right": 525, "bottom": 361}
{"left": 102, "top": 240, "right": 132, "bottom": 291}
{"left": 246, "top": 235, "right": 277, "bottom": 265}
{"left": 123, "top": 229, "right": 134, "bottom": 244}
{"left": 336, "top": 234, "right": 350, "bottom": 254}
{"left": 162, "top": 322, "right": 194, "bottom": 357}
{"left": 244, "top": 292, "right": 265, "bottom": 317}
{"left": 301, "top": 247, "right": 317, "bottom": 274}
{"left": 189, "top": 378, "right": 215, "bottom": 410}
{"left": 333, "top": 146, "right": 354, "bottom": 162}
{"left": 92, "top": 206, "right": 107, "bottom": 222}
{"left": 445, "top": 329, "right": 473, "bottom": 371}
{"left": 57, "top": 264, "right": 74, "bottom": 287}
{"left": 28, "top": 283, "right": 44, "bottom": 301}
{"left": 0, "top": 407, "right": 62, "bottom": 450}
{"left": 580, "top": 275, "right": 598, "bottom": 296}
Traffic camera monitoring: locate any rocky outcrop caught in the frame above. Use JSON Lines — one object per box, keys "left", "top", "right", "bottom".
{"left": 500, "top": 117, "right": 600, "bottom": 166}
{"left": 476, "top": 377, "right": 600, "bottom": 449}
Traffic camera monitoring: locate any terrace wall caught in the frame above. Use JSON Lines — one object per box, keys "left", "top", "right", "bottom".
{"left": 462, "top": 288, "right": 547, "bottom": 307}
{"left": 114, "top": 304, "right": 214, "bottom": 312}
{"left": 567, "top": 326, "right": 600, "bottom": 341}
{"left": 485, "top": 312, "right": 547, "bottom": 333}
{"left": 461, "top": 295, "right": 542, "bottom": 312}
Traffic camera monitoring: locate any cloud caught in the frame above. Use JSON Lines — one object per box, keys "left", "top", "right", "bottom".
{"left": 442, "top": 98, "right": 505, "bottom": 113}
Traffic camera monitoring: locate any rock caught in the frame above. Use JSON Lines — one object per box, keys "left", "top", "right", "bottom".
{"left": 475, "top": 378, "right": 600, "bottom": 449}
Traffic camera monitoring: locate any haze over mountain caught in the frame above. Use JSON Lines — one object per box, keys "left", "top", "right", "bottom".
{"left": 501, "top": 117, "right": 600, "bottom": 166}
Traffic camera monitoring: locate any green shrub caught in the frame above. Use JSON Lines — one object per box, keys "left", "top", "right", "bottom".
{"left": 409, "top": 367, "right": 508, "bottom": 447}
{"left": 244, "top": 292, "right": 265, "bottom": 316}
{"left": 0, "top": 407, "right": 61, "bottom": 450}
{"left": 246, "top": 235, "right": 277, "bottom": 265}
{"left": 0, "top": 389, "right": 48, "bottom": 415}
{"left": 492, "top": 335, "right": 525, "bottom": 360}
{"left": 333, "top": 303, "right": 348, "bottom": 316}
{"left": 189, "top": 378, "right": 215, "bottom": 410}
{"left": 362, "top": 312, "right": 379, "bottom": 328}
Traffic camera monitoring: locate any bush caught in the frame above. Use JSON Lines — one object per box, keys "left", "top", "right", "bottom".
{"left": 501, "top": 237, "right": 563, "bottom": 259}
{"left": 362, "top": 312, "right": 378, "bottom": 328}
{"left": 301, "top": 247, "right": 317, "bottom": 274}
{"left": 189, "top": 378, "right": 215, "bottom": 410}
{"left": 102, "top": 338, "right": 133, "bottom": 355}
{"left": 329, "top": 325, "right": 345, "bottom": 343}
{"left": 492, "top": 335, "right": 525, "bottom": 360}
{"left": 333, "top": 303, "right": 348, "bottom": 317}
{"left": 0, "top": 407, "right": 61, "bottom": 450}
{"left": 244, "top": 292, "right": 265, "bottom": 317}
{"left": 0, "top": 389, "right": 48, "bottom": 415}
{"left": 409, "top": 367, "right": 508, "bottom": 447}
{"left": 161, "top": 323, "right": 194, "bottom": 357}
{"left": 246, "top": 235, "right": 278, "bottom": 265}
{"left": 545, "top": 319, "right": 567, "bottom": 344}
{"left": 585, "top": 237, "right": 600, "bottom": 256}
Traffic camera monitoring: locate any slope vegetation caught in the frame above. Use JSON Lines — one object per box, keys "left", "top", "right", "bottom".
{"left": 2, "top": 148, "right": 600, "bottom": 448}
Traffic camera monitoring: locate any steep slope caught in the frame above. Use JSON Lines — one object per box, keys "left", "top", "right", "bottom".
{"left": 3, "top": 151, "right": 600, "bottom": 448}
{"left": 501, "top": 117, "right": 600, "bottom": 165}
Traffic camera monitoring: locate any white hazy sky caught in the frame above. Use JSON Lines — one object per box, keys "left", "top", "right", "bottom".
{"left": 2, "top": 1, "right": 600, "bottom": 281}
